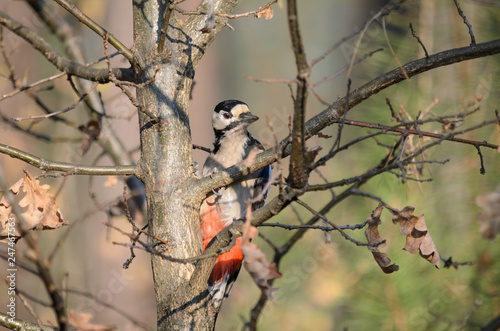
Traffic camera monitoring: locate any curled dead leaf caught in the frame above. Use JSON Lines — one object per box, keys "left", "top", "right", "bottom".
{"left": 78, "top": 120, "right": 101, "bottom": 156}
{"left": 0, "top": 170, "right": 67, "bottom": 243}
{"left": 241, "top": 205, "right": 282, "bottom": 299}
{"left": 255, "top": 4, "right": 274, "bottom": 20}
{"left": 476, "top": 187, "right": 500, "bottom": 240}
{"left": 387, "top": 205, "right": 440, "bottom": 269}
{"left": 365, "top": 204, "right": 399, "bottom": 274}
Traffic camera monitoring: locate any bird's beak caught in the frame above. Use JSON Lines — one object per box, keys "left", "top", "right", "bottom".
{"left": 238, "top": 112, "right": 259, "bottom": 124}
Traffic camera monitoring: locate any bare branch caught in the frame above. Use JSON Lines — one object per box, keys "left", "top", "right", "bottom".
{"left": 220, "top": 0, "right": 278, "bottom": 19}
{"left": 0, "top": 143, "right": 137, "bottom": 176}
{"left": 195, "top": 37, "right": 500, "bottom": 217}
{"left": 13, "top": 82, "right": 99, "bottom": 121}
{"left": 103, "top": 34, "right": 160, "bottom": 123}
{"left": 0, "top": 71, "right": 64, "bottom": 102}
{"left": 382, "top": 17, "right": 410, "bottom": 80}
{"left": 159, "top": 0, "right": 174, "bottom": 54}
{"left": 0, "top": 12, "right": 134, "bottom": 83}
{"left": 300, "top": 39, "right": 500, "bottom": 155}
{"left": 259, "top": 221, "right": 369, "bottom": 232}
{"left": 409, "top": 23, "right": 429, "bottom": 58}
{"left": 345, "top": 1, "right": 407, "bottom": 79}
{"left": 295, "top": 199, "right": 379, "bottom": 247}
{"left": 287, "top": 0, "right": 310, "bottom": 189}
{"left": 341, "top": 119, "right": 499, "bottom": 150}
{"left": 453, "top": 0, "right": 476, "bottom": 45}
{"left": 312, "top": 48, "right": 383, "bottom": 88}
{"left": 52, "top": 0, "right": 135, "bottom": 65}
{"left": 441, "top": 256, "right": 476, "bottom": 269}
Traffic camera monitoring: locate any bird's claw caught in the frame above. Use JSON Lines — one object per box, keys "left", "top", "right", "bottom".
{"left": 212, "top": 187, "right": 225, "bottom": 196}
{"left": 189, "top": 161, "right": 200, "bottom": 178}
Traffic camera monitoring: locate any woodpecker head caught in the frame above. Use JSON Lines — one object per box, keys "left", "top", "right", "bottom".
{"left": 212, "top": 100, "right": 259, "bottom": 134}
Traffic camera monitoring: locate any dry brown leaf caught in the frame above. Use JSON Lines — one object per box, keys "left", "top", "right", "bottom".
{"left": 241, "top": 205, "right": 282, "bottom": 299}
{"left": 255, "top": 4, "right": 274, "bottom": 20}
{"left": 68, "top": 310, "right": 116, "bottom": 331}
{"left": 476, "top": 187, "right": 500, "bottom": 240}
{"left": 0, "top": 170, "right": 67, "bottom": 242}
{"left": 388, "top": 205, "right": 441, "bottom": 269}
{"left": 365, "top": 204, "right": 399, "bottom": 274}
{"left": 78, "top": 120, "right": 101, "bottom": 156}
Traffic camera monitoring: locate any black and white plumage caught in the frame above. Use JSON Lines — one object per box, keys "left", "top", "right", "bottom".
{"left": 199, "top": 100, "right": 271, "bottom": 308}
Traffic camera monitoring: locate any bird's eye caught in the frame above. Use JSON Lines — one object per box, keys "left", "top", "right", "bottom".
{"left": 222, "top": 112, "right": 231, "bottom": 119}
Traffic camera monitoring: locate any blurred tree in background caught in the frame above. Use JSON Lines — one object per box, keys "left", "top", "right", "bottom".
{"left": 0, "top": 0, "right": 499, "bottom": 330}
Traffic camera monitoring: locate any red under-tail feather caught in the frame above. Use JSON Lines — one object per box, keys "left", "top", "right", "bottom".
{"left": 200, "top": 199, "right": 243, "bottom": 304}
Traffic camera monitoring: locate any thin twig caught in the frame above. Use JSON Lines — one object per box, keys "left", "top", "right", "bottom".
{"left": 52, "top": 0, "right": 135, "bottom": 65}
{"left": 0, "top": 12, "right": 134, "bottom": 83}
{"left": 475, "top": 145, "right": 486, "bottom": 174}
{"left": 295, "top": 199, "right": 380, "bottom": 247}
{"left": 441, "top": 256, "right": 475, "bottom": 269}
{"left": 0, "top": 52, "right": 120, "bottom": 103}
{"left": 382, "top": 17, "right": 410, "bottom": 80}
{"left": 172, "top": 0, "right": 279, "bottom": 20}
{"left": 312, "top": 48, "right": 383, "bottom": 88}
{"left": 345, "top": 1, "right": 407, "bottom": 79}
{"left": 0, "top": 143, "right": 137, "bottom": 175}
{"left": 220, "top": 0, "right": 278, "bottom": 19}
{"left": 159, "top": 0, "right": 173, "bottom": 54}
{"left": 103, "top": 221, "right": 236, "bottom": 264}
{"left": 103, "top": 34, "right": 159, "bottom": 123}
{"left": 341, "top": 119, "right": 499, "bottom": 149}
{"left": 259, "top": 221, "right": 369, "bottom": 232}
{"left": 13, "top": 82, "right": 99, "bottom": 121}
{"left": 458, "top": 300, "right": 482, "bottom": 330}
{"left": 192, "top": 144, "right": 212, "bottom": 153}
{"left": 453, "top": 0, "right": 476, "bottom": 45}
{"left": 409, "top": 23, "right": 429, "bottom": 58}
{"left": 310, "top": 22, "right": 367, "bottom": 67}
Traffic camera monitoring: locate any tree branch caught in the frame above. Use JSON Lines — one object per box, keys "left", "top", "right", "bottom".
{"left": 0, "top": 312, "right": 63, "bottom": 331}
{"left": 341, "top": 119, "right": 499, "bottom": 149}
{"left": 193, "top": 39, "right": 500, "bottom": 200}
{"left": 287, "top": 0, "right": 310, "bottom": 189}
{"left": 453, "top": 0, "right": 476, "bottom": 46}
{"left": 299, "top": 38, "right": 500, "bottom": 153}
{"left": 0, "top": 143, "right": 137, "bottom": 175}
{"left": 0, "top": 12, "right": 134, "bottom": 83}
{"left": 52, "top": 0, "right": 135, "bottom": 65}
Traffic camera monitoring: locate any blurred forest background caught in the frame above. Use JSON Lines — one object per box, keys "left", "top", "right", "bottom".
{"left": 0, "top": 0, "right": 499, "bottom": 330}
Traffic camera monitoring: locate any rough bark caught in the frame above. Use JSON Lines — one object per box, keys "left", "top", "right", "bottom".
{"left": 132, "top": 0, "right": 238, "bottom": 329}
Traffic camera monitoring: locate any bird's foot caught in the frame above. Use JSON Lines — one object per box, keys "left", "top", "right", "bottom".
{"left": 189, "top": 161, "right": 200, "bottom": 178}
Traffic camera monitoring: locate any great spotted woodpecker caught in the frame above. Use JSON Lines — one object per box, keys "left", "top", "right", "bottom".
{"left": 199, "top": 100, "right": 271, "bottom": 308}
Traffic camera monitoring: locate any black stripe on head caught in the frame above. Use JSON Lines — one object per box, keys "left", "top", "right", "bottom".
{"left": 212, "top": 100, "right": 249, "bottom": 154}
{"left": 214, "top": 100, "right": 248, "bottom": 114}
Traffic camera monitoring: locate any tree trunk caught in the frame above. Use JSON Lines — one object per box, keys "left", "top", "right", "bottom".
{"left": 132, "top": 0, "right": 238, "bottom": 329}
